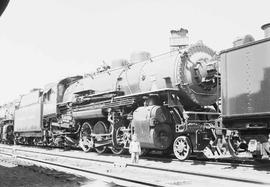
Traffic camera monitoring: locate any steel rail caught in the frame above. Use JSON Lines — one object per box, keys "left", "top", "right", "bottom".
{"left": 0, "top": 151, "right": 160, "bottom": 187}
{"left": 0, "top": 145, "right": 269, "bottom": 185}
{"left": 10, "top": 146, "right": 258, "bottom": 169}
{"left": 13, "top": 146, "right": 266, "bottom": 169}
{"left": 0, "top": 144, "right": 266, "bottom": 168}
{"left": 16, "top": 155, "right": 161, "bottom": 187}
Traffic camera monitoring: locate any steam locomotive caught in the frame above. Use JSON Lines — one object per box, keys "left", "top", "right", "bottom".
{"left": 1, "top": 29, "right": 222, "bottom": 161}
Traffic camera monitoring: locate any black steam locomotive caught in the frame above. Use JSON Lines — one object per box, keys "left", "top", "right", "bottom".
{"left": 1, "top": 29, "right": 222, "bottom": 161}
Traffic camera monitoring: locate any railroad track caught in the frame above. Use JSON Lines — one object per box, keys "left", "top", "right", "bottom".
{"left": 0, "top": 144, "right": 269, "bottom": 186}
{"left": 4, "top": 141, "right": 266, "bottom": 165}
{"left": 0, "top": 144, "right": 262, "bottom": 170}
{"left": 2, "top": 143, "right": 265, "bottom": 167}
{"left": 0, "top": 146, "right": 165, "bottom": 187}
{"left": 145, "top": 155, "right": 270, "bottom": 169}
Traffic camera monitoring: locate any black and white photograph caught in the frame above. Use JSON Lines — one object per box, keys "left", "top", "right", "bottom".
{"left": 0, "top": 0, "right": 270, "bottom": 186}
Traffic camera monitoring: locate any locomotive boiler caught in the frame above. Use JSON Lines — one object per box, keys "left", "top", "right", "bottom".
{"left": 63, "top": 28, "right": 220, "bottom": 159}
{"left": 13, "top": 28, "right": 221, "bottom": 160}
{"left": 221, "top": 23, "right": 270, "bottom": 159}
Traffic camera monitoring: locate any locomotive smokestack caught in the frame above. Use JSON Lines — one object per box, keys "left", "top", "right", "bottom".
{"left": 261, "top": 23, "right": 270, "bottom": 38}
{"left": 169, "top": 28, "right": 189, "bottom": 51}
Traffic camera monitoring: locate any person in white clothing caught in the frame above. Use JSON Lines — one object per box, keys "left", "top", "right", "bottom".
{"left": 129, "top": 134, "right": 141, "bottom": 164}
{"left": 262, "top": 134, "right": 270, "bottom": 159}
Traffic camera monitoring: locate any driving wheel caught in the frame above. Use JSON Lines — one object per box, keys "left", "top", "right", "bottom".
{"left": 79, "top": 122, "right": 93, "bottom": 152}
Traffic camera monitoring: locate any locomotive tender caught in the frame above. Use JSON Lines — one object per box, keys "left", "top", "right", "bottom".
{"left": 221, "top": 23, "right": 270, "bottom": 159}
{"left": 11, "top": 29, "right": 221, "bottom": 160}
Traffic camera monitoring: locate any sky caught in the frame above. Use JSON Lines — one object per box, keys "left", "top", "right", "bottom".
{"left": 0, "top": 0, "right": 269, "bottom": 104}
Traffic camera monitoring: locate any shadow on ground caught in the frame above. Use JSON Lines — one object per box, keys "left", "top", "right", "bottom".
{"left": 0, "top": 164, "right": 89, "bottom": 187}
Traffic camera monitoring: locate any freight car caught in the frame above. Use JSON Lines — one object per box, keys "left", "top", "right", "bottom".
{"left": 12, "top": 29, "right": 222, "bottom": 160}
{"left": 221, "top": 23, "right": 270, "bottom": 159}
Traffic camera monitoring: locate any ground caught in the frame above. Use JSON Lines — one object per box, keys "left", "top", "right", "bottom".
{"left": 0, "top": 157, "right": 86, "bottom": 187}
